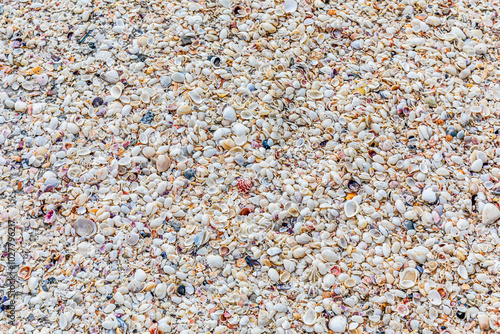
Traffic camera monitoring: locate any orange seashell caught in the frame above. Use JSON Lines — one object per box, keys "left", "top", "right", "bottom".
{"left": 240, "top": 208, "right": 251, "bottom": 216}
{"left": 18, "top": 265, "right": 32, "bottom": 280}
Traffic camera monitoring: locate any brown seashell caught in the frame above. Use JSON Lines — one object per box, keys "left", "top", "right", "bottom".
{"left": 156, "top": 155, "right": 171, "bottom": 172}
{"left": 219, "top": 246, "right": 230, "bottom": 256}
{"left": 18, "top": 265, "right": 32, "bottom": 280}
{"left": 437, "top": 287, "right": 447, "bottom": 298}
{"left": 240, "top": 207, "right": 252, "bottom": 216}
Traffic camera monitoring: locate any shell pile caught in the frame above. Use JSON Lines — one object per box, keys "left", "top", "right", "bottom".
{"left": 2, "top": 0, "right": 500, "bottom": 332}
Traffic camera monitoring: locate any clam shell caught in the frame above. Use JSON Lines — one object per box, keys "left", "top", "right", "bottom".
{"left": 112, "top": 85, "right": 124, "bottom": 101}
{"left": 72, "top": 217, "right": 97, "bottom": 237}
{"left": 283, "top": 0, "right": 297, "bottom": 13}
{"left": 302, "top": 309, "right": 318, "bottom": 326}
{"left": 101, "top": 70, "right": 119, "bottom": 84}
{"left": 156, "top": 155, "right": 171, "bottom": 172}
{"left": 399, "top": 268, "right": 419, "bottom": 289}
{"left": 344, "top": 200, "right": 360, "bottom": 218}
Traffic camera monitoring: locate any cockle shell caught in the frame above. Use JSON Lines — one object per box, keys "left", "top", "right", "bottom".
{"left": 126, "top": 232, "right": 139, "bottom": 246}
{"left": 101, "top": 70, "right": 119, "bottom": 84}
{"left": 206, "top": 255, "right": 224, "bottom": 268}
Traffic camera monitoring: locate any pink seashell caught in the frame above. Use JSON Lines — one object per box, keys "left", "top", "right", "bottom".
{"left": 237, "top": 178, "right": 252, "bottom": 194}
{"left": 331, "top": 265, "right": 341, "bottom": 275}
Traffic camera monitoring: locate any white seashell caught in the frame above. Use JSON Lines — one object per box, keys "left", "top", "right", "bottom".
{"left": 457, "top": 265, "right": 468, "bottom": 279}
{"left": 329, "top": 316, "right": 347, "bottom": 333}
{"left": 171, "top": 72, "right": 185, "bottom": 83}
{"left": 28, "top": 277, "right": 39, "bottom": 291}
{"left": 140, "top": 92, "right": 150, "bottom": 104}
{"left": 427, "top": 289, "right": 442, "bottom": 305}
{"left": 206, "top": 255, "right": 224, "bottom": 268}
{"left": 302, "top": 309, "right": 318, "bottom": 326}
{"left": 422, "top": 188, "right": 437, "bottom": 203}
{"left": 126, "top": 232, "right": 139, "bottom": 246}
{"left": 321, "top": 249, "right": 338, "bottom": 262}
{"left": 135, "top": 269, "right": 147, "bottom": 282}
{"left": 15, "top": 100, "right": 27, "bottom": 112}
{"left": 188, "top": 90, "right": 202, "bottom": 104}
{"left": 267, "top": 247, "right": 282, "bottom": 256}
{"left": 344, "top": 200, "right": 360, "bottom": 218}
{"left": 268, "top": 268, "right": 279, "bottom": 282}
{"left": 283, "top": 0, "right": 297, "bottom": 13}
{"left": 72, "top": 217, "right": 97, "bottom": 237}
{"left": 155, "top": 283, "right": 167, "bottom": 299}
{"left": 482, "top": 203, "right": 500, "bottom": 224}
{"left": 110, "top": 85, "right": 123, "bottom": 99}
{"left": 399, "top": 268, "right": 419, "bottom": 289}
{"left": 101, "top": 70, "right": 119, "bottom": 84}
{"left": 323, "top": 274, "right": 335, "bottom": 287}
{"left": 407, "top": 246, "right": 429, "bottom": 264}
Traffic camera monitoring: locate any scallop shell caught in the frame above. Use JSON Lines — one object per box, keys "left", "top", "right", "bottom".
{"left": 72, "top": 217, "right": 97, "bottom": 237}
{"left": 344, "top": 200, "right": 360, "bottom": 218}
{"left": 206, "top": 255, "right": 224, "bottom": 268}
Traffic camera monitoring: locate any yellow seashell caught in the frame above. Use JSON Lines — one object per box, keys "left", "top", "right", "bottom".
{"left": 355, "top": 88, "right": 366, "bottom": 95}
{"left": 146, "top": 67, "right": 155, "bottom": 74}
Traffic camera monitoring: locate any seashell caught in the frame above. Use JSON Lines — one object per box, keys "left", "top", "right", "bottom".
{"left": 280, "top": 271, "right": 290, "bottom": 283}
{"left": 427, "top": 289, "right": 442, "bottom": 305}
{"left": 397, "top": 304, "right": 410, "bottom": 316}
{"left": 302, "top": 309, "right": 318, "bottom": 326}
{"left": 135, "top": 269, "right": 147, "bottom": 282}
{"left": 321, "top": 249, "right": 338, "bottom": 262}
{"left": 28, "top": 277, "right": 39, "bottom": 291}
{"left": 188, "top": 90, "right": 202, "bottom": 104}
{"left": 399, "top": 268, "right": 419, "bottom": 289}
{"left": 140, "top": 91, "right": 150, "bottom": 104}
{"left": 110, "top": 84, "right": 123, "bottom": 99}
{"left": 210, "top": 56, "right": 221, "bottom": 68}
{"left": 101, "top": 70, "right": 119, "bottom": 84}
{"left": 344, "top": 200, "right": 360, "bottom": 218}
{"left": 72, "top": 217, "right": 97, "bottom": 237}
{"left": 219, "top": 246, "right": 230, "bottom": 256}
{"left": 126, "top": 232, "right": 139, "bottom": 246}
{"left": 268, "top": 268, "right": 279, "bottom": 282}
{"left": 171, "top": 72, "right": 185, "bottom": 83}
{"left": 307, "top": 90, "right": 324, "bottom": 99}
{"left": 343, "top": 277, "right": 356, "bottom": 288}
{"left": 128, "top": 280, "right": 144, "bottom": 293}
{"left": 457, "top": 265, "right": 468, "bottom": 279}
{"left": 407, "top": 246, "right": 429, "bottom": 264}
{"left": 156, "top": 155, "right": 171, "bottom": 172}
{"left": 267, "top": 247, "right": 282, "bottom": 256}
{"left": 482, "top": 203, "right": 500, "bottom": 224}
{"left": 206, "top": 255, "right": 224, "bottom": 268}
{"left": 18, "top": 265, "right": 32, "bottom": 280}
{"left": 15, "top": 100, "right": 27, "bottom": 112}
{"left": 329, "top": 316, "right": 347, "bottom": 333}
{"left": 194, "top": 230, "right": 209, "bottom": 248}
{"left": 283, "top": 0, "right": 297, "bottom": 13}
{"left": 324, "top": 274, "right": 336, "bottom": 287}
{"left": 36, "top": 73, "right": 49, "bottom": 86}
{"left": 155, "top": 283, "right": 167, "bottom": 299}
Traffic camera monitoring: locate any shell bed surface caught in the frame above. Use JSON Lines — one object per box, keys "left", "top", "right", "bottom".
{"left": 1, "top": 0, "right": 500, "bottom": 332}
